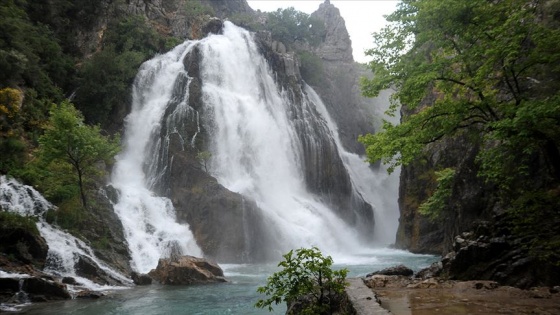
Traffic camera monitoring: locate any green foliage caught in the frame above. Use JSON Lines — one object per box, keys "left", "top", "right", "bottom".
{"left": 508, "top": 189, "right": 560, "bottom": 265}
{"left": 36, "top": 101, "right": 120, "bottom": 208}
{"left": 75, "top": 15, "right": 170, "bottom": 124}
{"left": 44, "top": 196, "right": 84, "bottom": 231}
{"left": 418, "top": 168, "right": 456, "bottom": 221}
{"left": 256, "top": 247, "right": 349, "bottom": 314}
{"left": 266, "top": 7, "right": 326, "bottom": 47}
{"left": 298, "top": 51, "right": 326, "bottom": 87}
{"left": 184, "top": 0, "right": 215, "bottom": 19}
{"left": 0, "top": 211, "right": 39, "bottom": 237}
{"left": 196, "top": 151, "right": 212, "bottom": 172}
{"left": 360, "top": 0, "right": 560, "bottom": 188}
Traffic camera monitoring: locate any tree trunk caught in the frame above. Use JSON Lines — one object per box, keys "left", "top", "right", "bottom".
{"left": 77, "top": 168, "right": 87, "bottom": 209}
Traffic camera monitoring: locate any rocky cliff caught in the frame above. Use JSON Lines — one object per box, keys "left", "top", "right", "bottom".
{"left": 307, "top": 1, "right": 377, "bottom": 154}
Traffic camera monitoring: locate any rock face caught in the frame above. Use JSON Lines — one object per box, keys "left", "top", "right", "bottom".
{"left": 396, "top": 130, "right": 496, "bottom": 254}
{"left": 0, "top": 223, "right": 48, "bottom": 269}
{"left": 77, "top": 187, "right": 132, "bottom": 277}
{"left": 0, "top": 276, "right": 72, "bottom": 303}
{"left": 307, "top": 1, "right": 378, "bottom": 155}
{"left": 148, "top": 256, "right": 226, "bottom": 285}
{"left": 311, "top": 1, "right": 353, "bottom": 62}
{"left": 440, "top": 220, "right": 560, "bottom": 289}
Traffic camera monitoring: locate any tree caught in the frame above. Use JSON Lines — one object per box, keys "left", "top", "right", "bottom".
{"left": 359, "top": 0, "right": 560, "bottom": 263}
{"left": 196, "top": 151, "right": 212, "bottom": 172}
{"left": 37, "top": 101, "right": 120, "bottom": 208}
{"left": 266, "top": 7, "right": 326, "bottom": 47}
{"left": 255, "top": 247, "right": 349, "bottom": 314}
{"left": 360, "top": 0, "right": 560, "bottom": 187}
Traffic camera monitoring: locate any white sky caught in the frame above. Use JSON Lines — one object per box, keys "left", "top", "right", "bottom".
{"left": 246, "top": 0, "right": 399, "bottom": 63}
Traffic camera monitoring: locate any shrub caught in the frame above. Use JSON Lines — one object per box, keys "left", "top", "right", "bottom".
{"left": 256, "top": 247, "right": 349, "bottom": 314}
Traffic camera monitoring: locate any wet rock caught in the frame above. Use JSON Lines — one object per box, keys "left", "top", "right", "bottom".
{"left": 415, "top": 261, "right": 443, "bottom": 280}
{"left": 23, "top": 277, "right": 71, "bottom": 301}
{"left": 367, "top": 264, "right": 414, "bottom": 277}
{"left": 131, "top": 271, "right": 153, "bottom": 285}
{"left": 76, "top": 290, "right": 104, "bottom": 299}
{"left": 61, "top": 277, "right": 78, "bottom": 285}
{"left": 75, "top": 255, "right": 124, "bottom": 286}
{"left": 148, "top": 256, "right": 226, "bottom": 285}
{"left": 363, "top": 275, "right": 393, "bottom": 288}
{"left": 201, "top": 18, "right": 223, "bottom": 36}
{"left": 0, "top": 223, "right": 48, "bottom": 269}
{"left": 0, "top": 278, "right": 21, "bottom": 302}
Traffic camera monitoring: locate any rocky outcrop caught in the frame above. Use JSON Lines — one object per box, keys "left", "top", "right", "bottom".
{"left": 311, "top": 1, "right": 353, "bottom": 62}
{"left": 77, "top": 187, "right": 132, "bottom": 277}
{"left": 366, "top": 265, "right": 413, "bottom": 277}
{"left": 131, "top": 272, "right": 153, "bottom": 285}
{"left": 148, "top": 256, "right": 226, "bottom": 285}
{"left": 306, "top": 2, "right": 377, "bottom": 155}
{"left": 396, "top": 131, "right": 497, "bottom": 254}
{"left": 0, "top": 222, "right": 48, "bottom": 269}
{"left": 0, "top": 268, "right": 72, "bottom": 304}
{"left": 440, "top": 220, "right": 560, "bottom": 289}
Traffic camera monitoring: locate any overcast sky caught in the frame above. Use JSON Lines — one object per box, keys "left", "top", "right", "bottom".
{"left": 246, "top": 0, "right": 398, "bottom": 63}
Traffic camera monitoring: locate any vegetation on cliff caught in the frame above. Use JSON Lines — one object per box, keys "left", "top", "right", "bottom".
{"left": 360, "top": 0, "right": 560, "bottom": 265}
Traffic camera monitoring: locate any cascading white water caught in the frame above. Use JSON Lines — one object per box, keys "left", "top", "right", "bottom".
{"left": 111, "top": 42, "right": 202, "bottom": 274}
{"left": 199, "top": 23, "right": 363, "bottom": 255}
{"left": 111, "top": 21, "right": 397, "bottom": 266}
{"left": 304, "top": 86, "right": 400, "bottom": 245}
{"left": 0, "top": 176, "right": 130, "bottom": 289}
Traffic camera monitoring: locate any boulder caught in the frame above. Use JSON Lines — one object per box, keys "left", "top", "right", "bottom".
{"left": 415, "top": 261, "right": 443, "bottom": 280}
{"left": 366, "top": 264, "right": 413, "bottom": 277}
{"left": 22, "top": 277, "right": 71, "bottom": 301}
{"left": 131, "top": 271, "right": 153, "bottom": 285}
{"left": 148, "top": 256, "right": 226, "bottom": 285}
{"left": 76, "top": 290, "right": 104, "bottom": 299}
{"left": 201, "top": 18, "right": 224, "bottom": 37}
{"left": 75, "top": 255, "right": 125, "bottom": 286}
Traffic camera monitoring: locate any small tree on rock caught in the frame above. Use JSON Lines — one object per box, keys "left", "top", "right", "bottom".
{"left": 255, "top": 247, "right": 349, "bottom": 314}
{"left": 37, "top": 101, "right": 120, "bottom": 209}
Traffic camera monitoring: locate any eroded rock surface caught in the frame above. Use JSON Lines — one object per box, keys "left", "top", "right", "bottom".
{"left": 148, "top": 256, "right": 226, "bottom": 285}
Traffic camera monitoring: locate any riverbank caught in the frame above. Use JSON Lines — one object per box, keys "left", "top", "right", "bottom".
{"left": 363, "top": 275, "right": 560, "bottom": 314}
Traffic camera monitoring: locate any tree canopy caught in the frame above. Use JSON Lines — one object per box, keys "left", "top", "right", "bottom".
{"left": 360, "top": 0, "right": 560, "bottom": 262}
{"left": 360, "top": 0, "right": 560, "bottom": 187}
{"left": 266, "top": 7, "right": 326, "bottom": 47}
{"left": 37, "top": 101, "right": 120, "bottom": 208}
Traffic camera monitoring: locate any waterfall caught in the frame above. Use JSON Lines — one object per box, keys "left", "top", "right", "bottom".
{"left": 0, "top": 176, "right": 131, "bottom": 289}
{"left": 111, "top": 42, "right": 203, "bottom": 274}
{"left": 200, "top": 23, "right": 363, "bottom": 255}
{"left": 111, "top": 21, "right": 390, "bottom": 266}
{"left": 304, "top": 86, "right": 400, "bottom": 245}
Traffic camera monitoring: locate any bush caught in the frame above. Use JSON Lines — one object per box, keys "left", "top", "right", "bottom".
{"left": 256, "top": 247, "right": 349, "bottom": 314}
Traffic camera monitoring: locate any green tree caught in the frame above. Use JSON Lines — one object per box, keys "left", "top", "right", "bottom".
{"left": 360, "top": 0, "right": 560, "bottom": 263}
{"left": 75, "top": 15, "right": 174, "bottom": 125}
{"left": 255, "top": 247, "right": 349, "bottom": 314}
{"left": 360, "top": 0, "right": 560, "bottom": 187}
{"left": 266, "top": 7, "right": 325, "bottom": 47}
{"left": 37, "top": 101, "right": 120, "bottom": 209}
{"left": 196, "top": 151, "right": 212, "bottom": 172}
